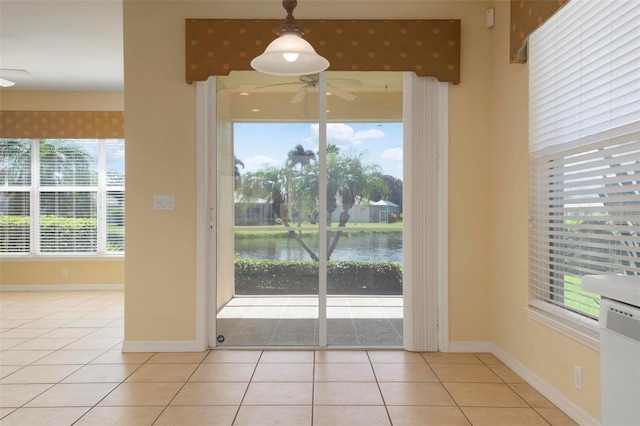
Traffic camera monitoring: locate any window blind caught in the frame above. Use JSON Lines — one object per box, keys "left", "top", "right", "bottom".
{"left": 0, "top": 139, "right": 125, "bottom": 255}
{"left": 529, "top": 0, "right": 640, "bottom": 320}
{"left": 0, "top": 140, "right": 31, "bottom": 253}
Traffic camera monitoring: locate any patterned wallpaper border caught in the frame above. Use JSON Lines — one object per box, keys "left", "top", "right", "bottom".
{"left": 510, "top": 0, "right": 569, "bottom": 63}
{"left": 0, "top": 111, "right": 124, "bottom": 139}
{"left": 186, "top": 19, "right": 461, "bottom": 83}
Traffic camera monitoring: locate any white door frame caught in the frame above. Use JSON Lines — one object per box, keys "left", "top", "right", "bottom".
{"left": 195, "top": 73, "right": 449, "bottom": 351}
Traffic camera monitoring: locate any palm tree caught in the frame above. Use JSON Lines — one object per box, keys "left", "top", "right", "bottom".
{"left": 234, "top": 156, "right": 244, "bottom": 187}
{"left": 39, "top": 140, "right": 96, "bottom": 186}
{"left": 239, "top": 166, "right": 319, "bottom": 260}
{"left": 1, "top": 139, "right": 96, "bottom": 216}
{"left": 236, "top": 144, "right": 387, "bottom": 260}
{"left": 0, "top": 139, "right": 31, "bottom": 186}
{"left": 287, "top": 144, "right": 316, "bottom": 169}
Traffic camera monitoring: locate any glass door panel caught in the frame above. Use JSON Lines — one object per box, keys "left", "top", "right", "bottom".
{"left": 326, "top": 229, "right": 403, "bottom": 346}
{"left": 214, "top": 70, "right": 403, "bottom": 347}
{"left": 215, "top": 71, "right": 320, "bottom": 347}
{"left": 324, "top": 72, "right": 403, "bottom": 346}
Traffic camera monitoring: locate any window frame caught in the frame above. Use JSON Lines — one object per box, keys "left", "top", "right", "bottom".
{"left": 527, "top": 0, "right": 640, "bottom": 343}
{"left": 0, "top": 138, "right": 125, "bottom": 257}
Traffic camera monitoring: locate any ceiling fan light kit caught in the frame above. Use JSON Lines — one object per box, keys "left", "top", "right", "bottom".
{"left": 251, "top": 0, "right": 329, "bottom": 76}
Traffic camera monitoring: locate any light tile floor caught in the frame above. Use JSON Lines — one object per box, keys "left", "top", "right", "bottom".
{"left": 0, "top": 291, "right": 578, "bottom": 425}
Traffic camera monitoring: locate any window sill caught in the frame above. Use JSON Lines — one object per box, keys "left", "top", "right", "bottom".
{"left": 0, "top": 255, "right": 124, "bottom": 262}
{"left": 525, "top": 300, "right": 600, "bottom": 351}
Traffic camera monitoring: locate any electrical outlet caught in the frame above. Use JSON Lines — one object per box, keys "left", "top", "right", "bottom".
{"left": 574, "top": 365, "right": 582, "bottom": 390}
{"left": 61, "top": 268, "right": 68, "bottom": 278}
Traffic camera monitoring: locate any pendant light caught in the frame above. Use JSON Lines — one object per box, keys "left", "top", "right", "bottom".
{"left": 250, "top": 0, "right": 329, "bottom": 76}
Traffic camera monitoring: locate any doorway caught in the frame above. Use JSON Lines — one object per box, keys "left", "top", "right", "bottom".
{"left": 214, "top": 71, "right": 403, "bottom": 347}
{"left": 197, "top": 72, "right": 447, "bottom": 351}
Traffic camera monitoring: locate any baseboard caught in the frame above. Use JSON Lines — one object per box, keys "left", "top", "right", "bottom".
{"left": 0, "top": 284, "right": 124, "bottom": 291}
{"left": 491, "top": 343, "right": 600, "bottom": 426}
{"left": 122, "top": 340, "right": 207, "bottom": 353}
{"left": 448, "top": 340, "right": 493, "bottom": 353}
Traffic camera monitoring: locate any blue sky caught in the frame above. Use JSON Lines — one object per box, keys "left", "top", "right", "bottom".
{"left": 234, "top": 122, "right": 403, "bottom": 179}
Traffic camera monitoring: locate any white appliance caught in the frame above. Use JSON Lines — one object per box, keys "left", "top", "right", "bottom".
{"left": 583, "top": 275, "right": 640, "bottom": 426}
{"left": 598, "top": 298, "right": 640, "bottom": 426}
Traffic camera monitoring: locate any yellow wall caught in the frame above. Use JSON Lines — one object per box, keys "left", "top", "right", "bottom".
{"left": 1, "top": 260, "right": 123, "bottom": 286}
{"left": 488, "top": 1, "right": 600, "bottom": 418}
{"left": 123, "top": 0, "right": 494, "bottom": 343}
{"left": 2, "top": 0, "right": 599, "bottom": 419}
{"left": 0, "top": 90, "right": 125, "bottom": 288}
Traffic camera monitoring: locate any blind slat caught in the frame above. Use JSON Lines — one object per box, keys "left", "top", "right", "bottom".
{"left": 0, "top": 138, "right": 125, "bottom": 255}
{"left": 529, "top": 0, "right": 640, "bottom": 321}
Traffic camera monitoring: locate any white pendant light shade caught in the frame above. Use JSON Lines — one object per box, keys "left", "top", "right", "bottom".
{"left": 251, "top": 33, "right": 329, "bottom": 76}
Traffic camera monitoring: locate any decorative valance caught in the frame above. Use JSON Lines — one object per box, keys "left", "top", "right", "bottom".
{"left": 186, "top": 19, "right": 461, "bottom": 83}
{"left": 0, "top": 111, "right": 124, "bottom": 139}
{"left": 510, "top": 0, "right": 569, "bottom": 63}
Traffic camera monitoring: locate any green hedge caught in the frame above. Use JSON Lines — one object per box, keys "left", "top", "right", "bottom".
{"left": 0, "top": 215, "right": 30, "bottom": 252}
{"left": 234, "top": 258, "right": 402, "bottom": 295}
{"left": 0, "top": 215, "right": 97, "bottom": 252}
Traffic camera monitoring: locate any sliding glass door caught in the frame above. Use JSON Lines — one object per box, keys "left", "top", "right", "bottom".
{"left": 214, "top": 71, "right": 403, "bottom": 347}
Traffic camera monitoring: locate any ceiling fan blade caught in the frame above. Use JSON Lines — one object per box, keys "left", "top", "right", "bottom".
{"left": 290, "top": 86, "right": 307, "bottom": 103}
{"left": 0, "top": 78, "right": 16, "bottom": 88}
{"left": 254, "top": 81, "right": 301, "bottom": 90}
{"left": 328, "top": 85, "right": 356, "bottom": 101}
{"left": 0, "top": 69, "right": 32, "bottom": 78}
{"left": 327, "top": 78, "right": 363, "bottom": 87}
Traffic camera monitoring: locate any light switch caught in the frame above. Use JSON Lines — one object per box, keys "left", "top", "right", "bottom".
{"left": 153, "top": 195, "right": 175, "bottom": 210}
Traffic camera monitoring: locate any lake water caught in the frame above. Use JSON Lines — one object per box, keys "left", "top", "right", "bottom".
{"left": 235, "top": 232, "right": 403, "bottom": 263}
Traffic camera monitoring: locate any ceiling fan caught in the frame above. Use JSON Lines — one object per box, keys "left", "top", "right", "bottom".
{"left": 256, "top": 74, "right": 362, "bottom": 103}
{"left": 0, "top": 69, "right": 32, "bottom": 87}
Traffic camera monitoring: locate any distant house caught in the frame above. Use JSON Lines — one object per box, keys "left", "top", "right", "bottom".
{"left": 236, "top": 197, "right": 400, "bottom": 225}
{"left": 369, "top": 200, "right": 400, "bottom": 223}
{"left": 329, "top": 200, "right": 400, "bottom": 224}
{"left": 234, "top": 197, "right": 275, "bottom": 225}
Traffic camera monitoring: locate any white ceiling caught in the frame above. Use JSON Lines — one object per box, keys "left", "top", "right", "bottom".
{"left": 0, "top": 1, "right": 402, "bottom": 94}
{"left": 0, "top": 0, "right": 124, "bottom": 91}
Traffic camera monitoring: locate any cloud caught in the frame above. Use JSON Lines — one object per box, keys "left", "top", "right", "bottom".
{"left": 106, "top": 141, "right": 125, "bottom": 161}
{"left": 381, "top": 147, "right": 403, "bottom": 163}
{"left": 241, "top": 155, "right": 282, "bottom": 172}
{"left": 308, "top": 123, "right": 385, "bottom": 146}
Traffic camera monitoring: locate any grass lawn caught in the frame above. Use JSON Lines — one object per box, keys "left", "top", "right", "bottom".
{"left": 564, "top": 275, "right": 600, "bottom": 317}
{"left": 235, "top": 222, "right": 402, "bottom": 238}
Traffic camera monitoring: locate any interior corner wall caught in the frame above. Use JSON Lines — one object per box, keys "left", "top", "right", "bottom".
{"left": 0, "top": 90, "right": 125, "bottom": 290}
{"left": 122, "top": 0, "right": 493, "bottom": 344}
{"left": 488, "top": 1, "right": 600, "bottom": 420}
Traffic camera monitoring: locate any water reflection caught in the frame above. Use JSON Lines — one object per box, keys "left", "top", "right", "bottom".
{"left": 235, "top": 231, "right": 403, "bottom": 262}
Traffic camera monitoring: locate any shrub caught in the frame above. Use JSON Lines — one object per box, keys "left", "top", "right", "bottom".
{"left": 0, "top": 215, "right": 97, "bottom": 252}
{"left": 0, "top": 215, "right": 30, "bottom": 252}
{"left": 234, "top": 258, "right": 402, "bottom": 295}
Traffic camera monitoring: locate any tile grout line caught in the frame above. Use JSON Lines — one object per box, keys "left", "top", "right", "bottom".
{"left": 142, "top": 349, "right": 215, "bottom": 426}
{"left": 367, "top": 350, "right": 395, "bottom": 426}
{"left": 229, "top": 350, "right": 263, "bottom": 426}
{"left": 69, "top": 345, "right": 154, "bottom": 425}
{"left": 424, "top": 351, "right": 473, "bottom": 425}
{"left": 311, "top": 350, "right": 316, "bottom": 426}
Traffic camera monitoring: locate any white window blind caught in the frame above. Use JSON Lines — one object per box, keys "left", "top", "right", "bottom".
{"left": 529, "top": 0, "right": 640, "bottom": 320}
{"left": 0, "top": 140, "right": 31, "bottom": 253}
{"left": 0, "top": 139, "right": 125, "bottom": 256}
